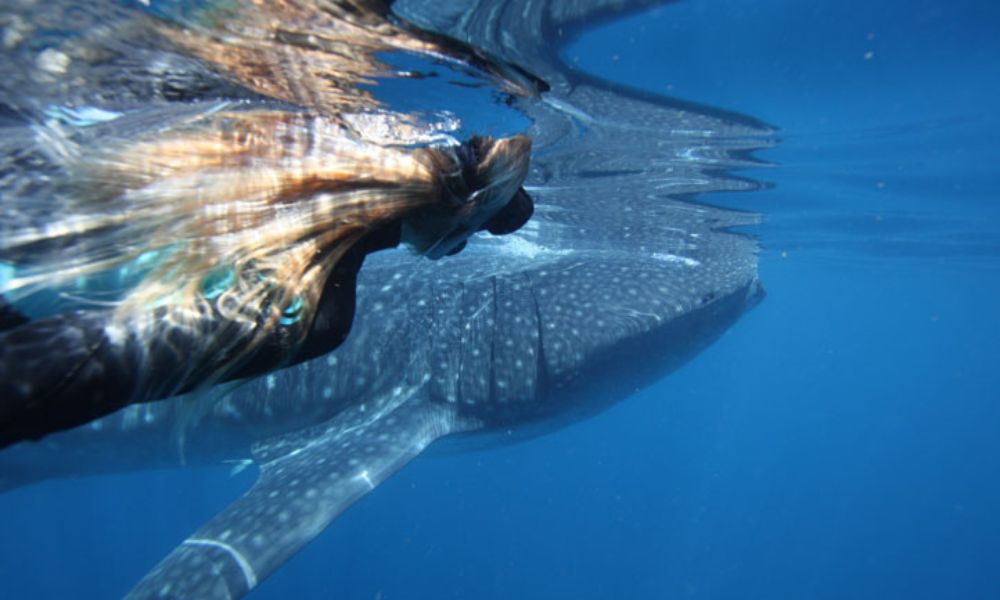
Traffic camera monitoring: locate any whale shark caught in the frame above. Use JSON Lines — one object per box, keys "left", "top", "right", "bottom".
{"left": 0, "top": 0, "right": 773, "bottom": 597}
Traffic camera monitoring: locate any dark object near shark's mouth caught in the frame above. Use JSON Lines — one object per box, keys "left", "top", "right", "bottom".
{"left": 408, "top": 134, "right": 534, "bottom": 259}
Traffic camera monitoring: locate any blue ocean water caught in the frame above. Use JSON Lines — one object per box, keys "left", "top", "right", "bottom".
{"left": 2, "top": 1, "right": 999, "bottom": 599}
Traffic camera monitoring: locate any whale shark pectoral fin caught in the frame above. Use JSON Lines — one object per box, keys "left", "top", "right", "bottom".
{"left": 125, "top": 399, "right": 460, "bottom": 600}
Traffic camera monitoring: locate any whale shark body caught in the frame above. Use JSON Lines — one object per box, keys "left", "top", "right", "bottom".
{"left": 0, "top": 0, "right": 773, "bottom": 597}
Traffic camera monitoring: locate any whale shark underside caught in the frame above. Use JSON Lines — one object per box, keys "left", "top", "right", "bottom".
{"left": 0, "top": 0, "right": 773, "bottom": 597}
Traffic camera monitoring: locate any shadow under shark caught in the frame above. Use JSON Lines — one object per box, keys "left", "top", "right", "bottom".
{"left": 0, "top": 0, "right": 774, "bottom": 597}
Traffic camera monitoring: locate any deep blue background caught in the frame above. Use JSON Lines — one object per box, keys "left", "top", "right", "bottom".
{"left": 3, "top": 1, "right": 999, "bottom": 598}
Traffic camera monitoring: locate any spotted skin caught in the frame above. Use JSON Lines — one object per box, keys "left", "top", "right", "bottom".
{"left": 127, "top": 400, "right": 458, "bottom": 599}
{"left": 0, "top": 0, "right": 772, "bottom": 598}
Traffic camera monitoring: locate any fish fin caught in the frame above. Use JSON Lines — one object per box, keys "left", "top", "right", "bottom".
{"left": 124, "top": 398, "right": 459, "bottom": 599}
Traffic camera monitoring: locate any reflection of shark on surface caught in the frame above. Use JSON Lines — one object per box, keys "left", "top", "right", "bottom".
{"left": 0, "top": 0, "right": 774, "bottom": 598}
